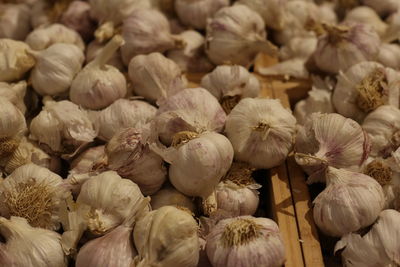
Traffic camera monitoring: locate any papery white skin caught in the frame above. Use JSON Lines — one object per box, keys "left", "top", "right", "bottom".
{"left": 105, "top": 127, "right": 167, "bottom": 195}
{"left": 0, "top": 97, "right": 26, "bottom": 138}
{"left": 166, "top": 30, "right": 214, "bottom": 73}
{"left": 0, "top": 39, "right": 35, "bottom": 82}
{"left": 201, "top": 65, "right": 260, "bottom": 101}
{"left": 333, "top": 61, "right": 400, "bottom": 122}
{"left": 133, "top": 206, "right": 199, "bottom": 267}
{"left": 77, "top": 171, "right": 148, "bottom": 235}
{"left": 206, "top": 216, "right": 285, "bottom": 267}
{"left": 335, "top": 209, "right": 400, "bottom": 267}
{"left": 205, "top": 5, "right": 278, "bottom": 67}
{"left": 378, "top": 43, "right": 400, "bottom": 69}
{"left": 362, "top": 0, "right": 400, "bottom": 16}
{"left": 121, "top": 9, "right": 179, "bottom": 65}
{"left": 295, "top": 113, "right": 370, "bottom": 183}
{"left": 0, "top": 163, "right": 69, "bottom": 230}
{"left": 237, "top": 0, "right": 286, "bottom": 30}
{"left": 4, "top": 137, "right": 61, "bottom": 174}
{"left": 344, "top": 6, "right": 388, "bottom": 37}
{"left": 150, "top": 184, "right": 196, "bottom": 212}
{"left": 25, "top": 23, "right": 84, "bottom": 51}
{"left": 61, "top": 1, "right": 96, "bottom": 42}
{"left": 70, "top": 35, "right": 127, "bottom": 110}
{"left": 258, "top": 58, "right": 310, "bottom": 79}
{"left": 313, "top": 167, "right": 384, "bottom": 237}
{"left": 153, "top": 132, "right": 233, "bottom": 198}
{"left": 0, "top": 4, "right": 31, "bottom": 40}
{"left": 383, "top": 10, "right": 400, "bottom": 43}
{"left": 0, "top": 216, "right": 67, "bottom": 267}
{"left": 76, "top": 224, "right": 137, "bottom": 267}
{"left": 0, "top": 81, "right": 27, "bottom": 114}
{"left": 225, "top": 98, "right": 296, "bottom": 169}
{"left": 154, "top": 88, "right": 226, "bottom": 146}
{"left": 128, "top": 53, "right": 188, "bottom": 103}
{"left": 29, "top": 98, "right": 97, "bottom": 156}
{"left": 278, "top": 36, "right": 317, "bottom": 61}
{"left": 175, "top": 0, "right": 229, "bottom": 30}
{"left": 362, "top": 105, "right": 400, "bottom": 157}
{"left": 96, "top": 99, "right": 157, "bottom": 141}
{"left": 313, "top": 23, "right": 380, "bottom": 74}
{"left": 86, "top": 40, "right": 124, "bottom": 71}
{"left": 30, "top": 43, "right": 84, "bottom": 96}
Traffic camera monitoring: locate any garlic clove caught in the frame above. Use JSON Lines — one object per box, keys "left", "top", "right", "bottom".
{"left": 150, "top": 183, "right": 196, "bottom": 212}
{"left": 30, "top": 43, "right": 84, "bottom": 96}
{"left": 0, "top": 81, "right": 27, "bottom": 114}
{"left": 128, "top": 52, "right": 188, "bottom": 104}
{"left": 0, "top": 4, "right": 31, "bottom": 40}
{"left": 70, "top": 35, "right": 127, "bottom": 110}
{"left": 0, "top": 39, "right": 36, "bottom": 82}
{"left": 25, "top": 23, "right": 85, "bottom": 51}
{"left": 225, "top": 98, "right": 296, "bottom": 169}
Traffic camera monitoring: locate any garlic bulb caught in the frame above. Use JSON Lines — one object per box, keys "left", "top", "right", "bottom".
{"left": 150, "top": 184, "right": 196, "bottom": 212}
{"left": 76, "top": 224, "right": 137, "bottom": 267}
{"left": 90, "top": 0, "right": 152, "bottom": 42}
{"left": 383, "top": 10, "right": 400, "bottom": 43}
{"left": 0, "top": 39, "right": 35, "bottom": 82}
{"left": 121, "top": 8, "right": 183, "bottom": 65}
{"left": 133, "top": 206, "right": 199, "bottom": 267}
{"left": 362, "top": 105, "right": 400, "bottom": 157}
{"left": 86, "top": 40, "right": 124, "bottom": 71}
{"left": 313, "top": 166, "right": 384, "bottom": 237}
{"left": 96, "top": 99, "right": 157, "bottom": 141}
{"left": 3, "top": 137, "right": 61, "bottom": 175}
{"left": 60, "top": 1, "right": 96, "bottom": 42}
{"left": 128, "top": 53, "right": 188, "bottom": 103}
{"left": 29, "top": 0, "right": 50, "bottom": 29}
{"left": 29, "top": 98, "right": 97, "bottom": 157}
{"left": 378, "top": 43, "right": 400, "bottom": 69}
{"left": 225, "top": 98, "right": 296, "bottom": 169}
{"left": 205, "top": 5, "right": 278, "bottom": 67}
{"left": 0, "top": 81, "right": 27, "bottom": 114}
{"left": 166, "top": 30, "right": 214, "bottom": 73}
{"left": 105, "top": 127, "right": 167, "bottom": 195}
{"left": 25, "top": 23, "right": 85, "bottom": 51}
{"left": 201, "top": 65, "right": 260, "bottom": 113}
{"left": 313, "top": 23, "right": 380, "bottom": 74}
{"left": 70, "top": 35, "right": 127, "bottom": 110}
{"left": 154, "top": 88, "right": 226, "bottom": 146}
{"left": 336, "top": 209, "right": 400, "bottom": 266}
{"left": 278, "top": 36, "right": 318, "bottom": 61}
{"left": 333, "top": 61, "right": 400, "bottom": 122}
{"left": 0, "top": 4, "right": 31, "bottom": 40}
{"left": 258, "top": 58, "right": 310, "bottom": 79}
{"left": 155, "top": 131, "right": 233, "bottom": 198}
{"left": 0, "top": 163, "right": 69, "bottom": 230}
{"left": 362, "top": 0, "right": 400, "bottom": 16}
{"left": 295, "top": 113, "right": 370, "bottom": 183}
{"left": 344, "top": 6, "right": 388, "bottom": 37}
{"left": 294, "top": 82, "right": 334, "bottom": 125}
{"left": 30, "top": 43, "right": 84, "bottom": 96}
{"left": 175, "top": 0, "right": 229, "bottom": 30}
{"left": 0, "top": 216, "right": 67, "bottom": 267}
{"left": 206, "top": 216, "right": 285, "bottom": 267}
{"left": 204, "top": 162, "right": 260, "bottom": 217}
{"left": 76, "top": 171, "right": 148, "bottom": 235}
{"left": 237, "top": 0, "right": 286, "bottom": 30}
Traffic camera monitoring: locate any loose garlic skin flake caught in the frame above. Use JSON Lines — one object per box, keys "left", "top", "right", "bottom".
{"left": 225, "top": 98, "right": 296, "bottom": 169}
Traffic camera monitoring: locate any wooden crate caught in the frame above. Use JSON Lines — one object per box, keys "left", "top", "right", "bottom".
{"left": 186, "top": 55, "right": 324, "bottom": 267}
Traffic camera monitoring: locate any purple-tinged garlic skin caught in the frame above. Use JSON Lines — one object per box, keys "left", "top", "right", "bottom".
{"left": 61, "top": 1, "right": 96, "bottom": 42}
{"left": 175, "top": 0, "right": 229, "bottom": 30}
{"left": 313, "top": 23, "right": 380, "bottom": 74}
{"left": 121, "top": 9, "right": 177, "bottom": 65}
{"left": 206, "top": 216, "right": 285, "bottom": 267}
{"left": 313, "top": 167, "right": 385, "bottom": 237}
{"left": 0, "top": 4, "right": 31, "bottom": 40}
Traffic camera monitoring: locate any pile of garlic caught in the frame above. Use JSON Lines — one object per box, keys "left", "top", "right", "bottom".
{"left": 1, "top": 0, "right": 400, "bottom": 266}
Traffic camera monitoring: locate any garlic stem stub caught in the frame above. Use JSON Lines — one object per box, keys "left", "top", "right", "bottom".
{"left": 225, "top": 98, "right": 296, "bottom": 169}
{"left": 313, "top": 166, "right": 385, "bottom": 237}
{"left": 70, "top": 35, "right": 127, "bottom": 110}
{"left": 206, "top": 216, "right": 285, "bottom": 267}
